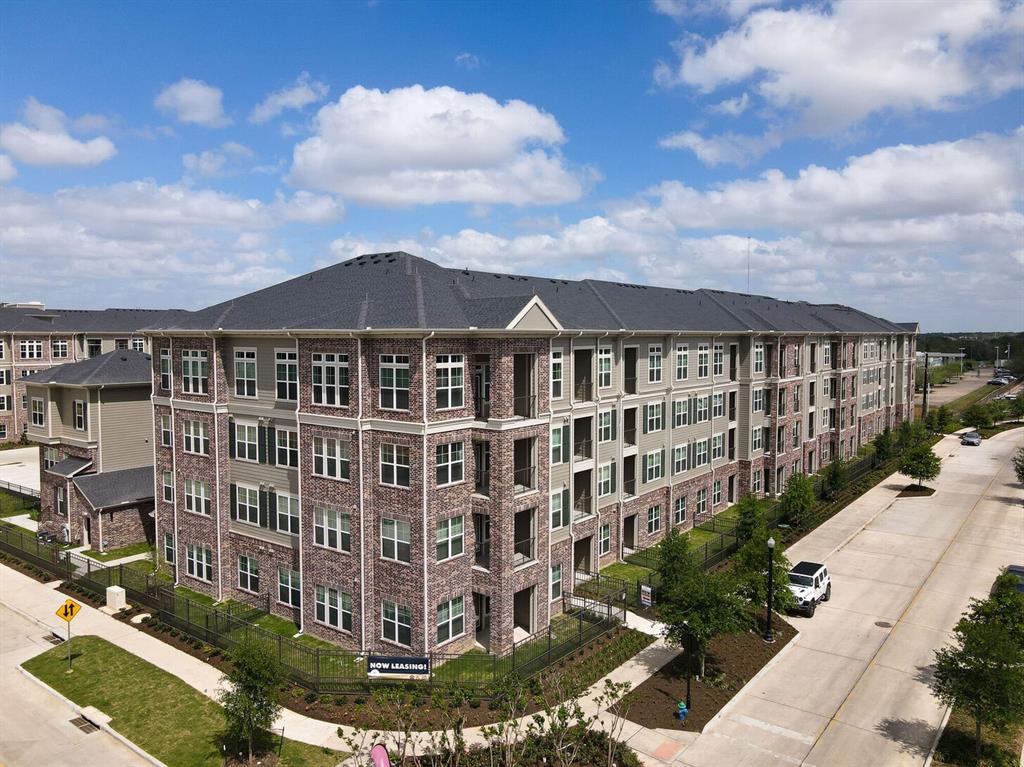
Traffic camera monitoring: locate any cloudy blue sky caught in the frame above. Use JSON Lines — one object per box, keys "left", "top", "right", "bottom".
{"left": 1, "top": 0, "right": 1021, "bottom": 331}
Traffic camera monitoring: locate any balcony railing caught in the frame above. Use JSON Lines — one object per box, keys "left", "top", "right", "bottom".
{"left": 513, "top": 465, "right": 536, "bottom": 493}
{"left": 624, "top": 376, "right": 638, "bottom": 395}
{"left": 513, "top": 394, "right": 536, "bottom": 418}
{"left": 623, "top": 427, "right": 637, "bottom": 447}
{"left": 573, "top": 492, "right": 593, "bottom": 520}
{"left": 574, "top": 381, "right": 593, "bottom": 402}
{"left": 474, "top": 470, "right": 490, "bottom": 496}
{"left": 474, "top": 540, "right": 490, "bottom": 570}
{"left": 623, "top": 478, "right": 636, "bottom": 498}
{"left": 474, "top": 396, "right": 491, "bottom": 420}
{"left": 573, "top": 438, "right": 592, "bottom": 461}
{"left": 513, "top": 536, "right": 536, "bottom": 567}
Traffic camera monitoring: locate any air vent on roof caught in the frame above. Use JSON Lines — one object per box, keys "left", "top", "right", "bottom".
{"left": 344, "top": 262, "right": 351, "bottom": 267}
{"left": 387, "top": 257, "right": 396, "bottom": 263}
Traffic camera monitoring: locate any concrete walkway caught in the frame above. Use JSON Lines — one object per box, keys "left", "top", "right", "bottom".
{"left": 673, "top": 427, "right": 1024, "bottom": 767}
{"left": 0, "top": 446, "right": 41, "bottom": 493}
{"left": 4, "top": 513, "right": 38, "bottom": 532}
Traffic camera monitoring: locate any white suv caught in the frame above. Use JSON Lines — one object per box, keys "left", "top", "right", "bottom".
{"left": 787, "top": 561, "right": 831, "bottom": 616}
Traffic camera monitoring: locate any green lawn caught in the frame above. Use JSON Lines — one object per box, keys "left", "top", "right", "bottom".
{"left": 83, "top": 541, "right": 154, "bottom": 562}
{"left": 22, "top": 635, "right": 343, "bottom": 767}
{"left": 600, "top": 561, "right": 653, "bottom": 585}
{"left": 0, "top": 489, "right": 39, "bottom": 518}
{"left": 933, "top": 701, "right": 1024, "bottom": 767}
{"left": 174, "top": 584, "right": 217, "bottom": 605}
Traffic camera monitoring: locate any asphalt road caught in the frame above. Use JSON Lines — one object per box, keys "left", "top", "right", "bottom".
{"left": 675, "top": 427, "right": 1024, "bottom": 767}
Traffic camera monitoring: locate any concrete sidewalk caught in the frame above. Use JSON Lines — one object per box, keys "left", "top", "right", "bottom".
{"left": 0, "top": 446, "right": 41, "bottom": 493}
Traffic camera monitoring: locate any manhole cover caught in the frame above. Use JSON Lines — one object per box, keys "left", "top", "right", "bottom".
{"left": 875, "top": 621, "right": 893, "bottom": 628}
{"left": 70, "top": 716, "right": 99, "bottom": 734}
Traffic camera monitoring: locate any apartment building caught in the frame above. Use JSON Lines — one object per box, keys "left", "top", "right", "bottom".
{"left": 146, "top": 252, "right": 916, "bottom": 657}
{"left": 24, "top": 350, "right": 155, "bottom": 551}
{"left": 0, "top": 304, "right": 187, "bottom": 443}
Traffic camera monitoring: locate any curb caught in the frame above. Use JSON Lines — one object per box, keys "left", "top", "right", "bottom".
{"left": 922, "top": 705, "right": 952, "bottom": 767}
{"left": 16, "top": 663, "right": 168, "bottom": 767}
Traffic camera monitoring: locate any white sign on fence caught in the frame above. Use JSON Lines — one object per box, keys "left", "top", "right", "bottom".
{"left": 640, "top": 584, "right": 653, "bottom": 608}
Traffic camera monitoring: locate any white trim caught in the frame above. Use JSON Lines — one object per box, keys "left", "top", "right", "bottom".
{"left": 504, "top": 295, "right": 564, "bottom": 331}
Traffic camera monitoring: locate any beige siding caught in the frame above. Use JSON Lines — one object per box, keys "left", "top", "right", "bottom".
{"left": 98, "top": 386, "right": 153, "bottom": 470}
{"left": 513, "top": 304, "right": 557, "bottom": 331}
{"left": 228, "top": 460, "right": 299, "bottom": 495}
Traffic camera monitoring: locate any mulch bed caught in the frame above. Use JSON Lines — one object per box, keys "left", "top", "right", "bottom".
{"left": 0, "top": 552, "right": 57, "bottom": 583}
{"left": 57, "top": 581, "right": 106, "bottom": 607}
{"left": 623, "top": 613, "right": 798, "bottom": 732}
{"left": 897, "top": 484, "right": 936, "bottom": 498}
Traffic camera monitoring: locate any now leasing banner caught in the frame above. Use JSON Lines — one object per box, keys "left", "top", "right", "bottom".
{"left": 367, "top": 655, "right": 431, "bottom": 677}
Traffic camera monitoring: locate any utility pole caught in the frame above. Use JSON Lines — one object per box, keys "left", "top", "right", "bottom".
{"left": 922, "top": 351, "right": 930, "bottom": 418}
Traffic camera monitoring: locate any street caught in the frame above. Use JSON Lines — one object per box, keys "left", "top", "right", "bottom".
{"left": 674, "top": 427, "right": 1024, "bottom": 767}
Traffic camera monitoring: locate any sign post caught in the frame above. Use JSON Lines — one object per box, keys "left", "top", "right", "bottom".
{"left": 55, "top": 598, "right": 81, "bottom": 672}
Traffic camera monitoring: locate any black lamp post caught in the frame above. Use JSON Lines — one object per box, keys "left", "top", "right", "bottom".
{"left": 764, "top": 536, "right": 776, "bottom": 643}
{"left": 683, "top": 619, "right": 692, "bottom": 711}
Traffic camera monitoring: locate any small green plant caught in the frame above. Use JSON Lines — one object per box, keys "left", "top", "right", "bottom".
{"left": 304, "top": 690, "right": 318, "bottom": 704}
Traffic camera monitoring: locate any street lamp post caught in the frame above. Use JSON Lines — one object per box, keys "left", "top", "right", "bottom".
{"left": 958, "top": 347, "right": 965, "bottom": 378}
{"left": 683, "top": 619, "right": 692, "bottom": 711}
{"left": 765, "top": 537, "right": 776, "bottom": 643}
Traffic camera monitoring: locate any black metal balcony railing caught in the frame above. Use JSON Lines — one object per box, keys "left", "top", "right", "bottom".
{"left": 573, "top": 492, "right": 593, "bottom": 520}
{"left": 623, "top": 478, "right": 636, "bottom": 498}
{"left": 475, "top": 470, "right": 490, "bottom": 496}
{"left": 513, "top": 465, "right": 536, "bottom": 493}
{"left": 474, "top": 396, "right": 491, "bottom": 420}
{"left": 573, "top": 438, "right": 593, "bottom": 460}
{"left": 728, "top": 406, "right": 736, "bottom": 422}
{"left": 513, "top": 536, "right": 536, "bottom": 566}
{"left": 624, "top": 375, "right": 638, "bottom": 394}
{"left": 513, "top": 394, "right": 536, "bottom": 418}
{"left": 475, "top": 540, "right": 491, "bottom": 569}
{"left": 623, "top": 427, "right": 637, "bottom": 446}
{"left": 574, "top": 381, "right": 593, "bottom": 402}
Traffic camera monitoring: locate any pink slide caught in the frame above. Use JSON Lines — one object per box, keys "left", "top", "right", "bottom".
{"left": 369, "top": 743, "right": 392, "bottom": 767}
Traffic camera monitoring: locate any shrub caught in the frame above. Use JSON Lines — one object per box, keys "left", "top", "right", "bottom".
{"left": 353, "top": 695, "right": 366, "bottom": 705}
{"left": 303, "top": 690, "right": 318, "bottom": 705}
{"left": 334, "top": 696, "right": 347, "bottom": 707}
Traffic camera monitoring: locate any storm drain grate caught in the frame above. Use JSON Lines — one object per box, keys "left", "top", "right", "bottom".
{"left": 43, "top": 634, "right": 64, "bottom": 645}
{"left": 875, "top": 621, "right": 893, "bottom": 628}
{"left": 70, "top": 716, "right": 99, "bottom": 734}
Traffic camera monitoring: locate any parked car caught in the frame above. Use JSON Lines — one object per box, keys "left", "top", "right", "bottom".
{"left": 987, "top": 378, "right": 1009, "bottom": 386}
{"left": 1004, "top": 565, "right": 1024, "bottom": 594}
{"left": 961, "top": 431, "right": 982, "bottom": 446}
{"left": 787, "top": 561, "right": 831, "bottom": 616}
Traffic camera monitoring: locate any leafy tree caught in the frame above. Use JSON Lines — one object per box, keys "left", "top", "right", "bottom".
{"left": 931, "top": 612, "right": 1024, "bottom": 758}
{"left": 1009, "top": 396, "right": 1024, "bottom": 421}
{"left": 962, "top": 403, "right": 995, "bottom": 430}
{"left": 965, "top": 571, "right": 1024, "bottom": 650}
{"left": 1013, "top": 446, "right": 1024, "bottom": 486}
{"left": 873, "top": 428, "right": 895, "bottom": 463}
{"left": 218, "top": 640, "right": 284, "bottom": 763}
{"left": 897, "top": 419, "right": 928, "bottom": 452}
{"left": 923, "top": 409, "right": 939, "bottom": 434}
{"left": 821, "top": 456, "right": 848, "bottom": 501}
{"left": 935, "top": 405, "right": 954, "bottom": 433}
{"left": 732, "top": 523, "right": 795, "bottom": 614}
{"left": 657, "top": 528, "right": 701, "bottom": 596}
{"left": 734, "top": 494, "right": 766, "bottom": 546}
{"left": 778, "top": 472, "right": 816, "bottom": 528}
{"left": 899, "top": 444, "right": 942, "bottom": 489}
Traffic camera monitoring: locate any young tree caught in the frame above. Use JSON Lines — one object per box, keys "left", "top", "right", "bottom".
{"left": 218, "top": 640, "right": 284, "bottom": 763}
{"left": 931, "top": 614, "right": 1024, "bottom": 758}
{"left": 657, "top": 528, "right": 701, "bottom": 595}
{"left": 873, "top": 428, "right": 895, "bottom": 463}
{"left": 778, "top": 473, "right": 816, "bottom": 529}
{"left": 732, "top": 523, "right": 795, "bottom": 614}
{"left": 966, "top": 571, "right": 1024, "bottom": 650}
{"left": 1009, "top": 396, "right": 1024, "bottom": 421}
{"left": 962, "top": 403, "right": 995, "bottom": 430}
{"left": 734, "top": 494, "right": 766, "bottom": 546}
{"left": 822, "top": 456, "right": 848, "bottom": 501}
{"left": 935, "top": 405, "right": 954, "bottom": 433}
{"left": 899, "top": 444, "right": 942, "bottom": 489}
{"left": 1013, "top": 446, "right": 1024, "bottom": 486}
{"left": 924, "top": 408, "right": 939, "bottom": 434}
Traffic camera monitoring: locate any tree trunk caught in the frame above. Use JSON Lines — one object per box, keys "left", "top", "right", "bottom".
{"left": 975, "top": 717, "right": 982, "bottom": 758}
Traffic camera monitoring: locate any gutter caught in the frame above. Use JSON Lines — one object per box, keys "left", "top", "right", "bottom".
{"left": 421, "top": 331, "right": 434, "bottom": 654}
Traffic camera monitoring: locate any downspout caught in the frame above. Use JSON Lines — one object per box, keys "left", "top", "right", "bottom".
{"left": 617, "top": 331, "right": 635, "bottom": 560}
{"left": 566, "top": 330, "right": 583, "bottom": 543}
{"left": 668, "top": 333, "right": 682, "bottom": 522}
{"left": 288, "top": 332, "right": 304, "bottom": 633}
{"left": 168, "top": 336, "right": 181, "bottom": 585}
{"left": 206, "top": 333, "right": 224, "bottom": 602}
{"left": 10, "top": 333, "right": 18, "bottom": 438}
{"left": 421, "top": 331, "right": 434, "bottom": 654}
{"left": 97, "top": 385, "right": 104, "bottom": 473}
{"left": 709, "top": 332, "right": 723, "bottom": 518}
{"left": 356, "top": 335, "right": 366, "bottom": 650}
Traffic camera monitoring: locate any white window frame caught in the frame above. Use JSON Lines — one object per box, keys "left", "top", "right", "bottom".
{"left": 160, "top": 348, "right": 172, "bottom": 390}
{"left": 646, "top": 401, "right": 663, "bottom": 432}
{"left": 674, "top": 496, "right": 687, "bottom": 524}
{"left": 276, "top": 492, "right": 300, "bottom": 535}
{"left": 311, "top": 352, "right": 350, "bottom": 407}
{"left": 696, "top": 395, "right": 710, "bottom": 423}
{"left": 712, "top": 392, "right": 724, "bottom": 418}
{"left": 599, "top": 524, "right": 611, "bottom": 555}
{"left": 186, "top": 544, "right": 213, "bottom": 582}
{"left": 184, "top": 478, "right": 211, "bottom": 516}
{"left": 436, "top": 595, "right": 465, "bottom": 644}
{"left": 598, "top": 410, "right": 613, "bottom": 442}
{"left": 30, "top": 397, "right": 44, "bottom": 427}
{"left": 713, "top": 343, "right": 724, "bottom": 377}
{"left": 162, "top": 471, "right": 174, "bottom": 502}
{"left": 163, "top": 533, "right": 175, "bottom": 563}
{"left": 234, "top": 421, "right": 259, "bottom": 462}
{"left": 381, "top": 443, "right": 410, "bottom": 487}
{"left": 20, "top": 340, "right": 42, "bottom": 359}
{"left": 234, "top": 348, "right": 257, "bottom": 398}
{"left": 673, "top": 444, "right": 688, "bottom": 474}
{"left": 312, "top": 436, "right": 349, "bottom": 480}
{"left": 752, "top": 426, "right": 763, "bottom": 452}
{"left": 754, "top": 343, "right": 764, "bottom": 374}
{"left": 713, "top": 479, "right": 722, "bottom": 505}
{"left": 383, "top": 600, "right": 412, "bottom": 647}
{"left": 752, "top": 469, "right": 763, "bottom": 493}
{"left": 235, "top": 484, "right": 259, "bottom": 525}
{"left": 696, "top": 488, "right": 707, "bottom": 515}
{"left": 697, "top": 343, "right": 710, "bottom": 378}
{"left": 597, "top": 463, "right": 613, "bottom": 496}
{"left": 695, "top": 439, "right": 709, "bottom": 467}
{"left": 379, "top": 354, "right": 411, "bottom": 411}
{"left": 550, "top": 565, "right": 563, "bottom": 601}
{"left": 275, "top": 349, "right": 298, "bottom": 401}
{"left": 644, "top": 450, "right": 663, "bottom": 482}
{"left": 73, "top": 399, "right": 87, "bottom": 431}
{"left": 435, "top": 441, "right": 465, "bottom": 487}
{"left": 51, "top": 339, "right": 68, "bottom": 359}
{"left": 647, "top": 504, "right": 661, "bottom": 534}
{"left": 675, "top": 343, "right": 688, "bottom": 381}
{"left": 278, "top": 567, "right": 301, "bottom": 608}
{"left": 316, "top": 585, "right": 353, "bottom": 632}
{"left": 753, "top": 388, "right": 764, "bottom": 413}
{"left": 712, "top": 433, "right": 724, "bottom": 460}
{"left": 314, "top": 507, "right": 351, "bottom": 552}
{"left": 436, "top": 514, "right": 465, "bottom": 561}
{"left": 131, "top": 337, "right": 145, "bottom": 352}
{"left": 435, "top": 354, "right": 465, "bottom": 410}
{"left": 648, "top": 344, "right": 663, "bottom": 383}
{"left": 238, "top": 555, "right": 260, "bottom": 593}
{"left": 381, "top": 517, "right": 412, "bottom": 563}
{"left": 181, "top": 349, "right": 209, "bottom": 395}
{"left": 597, "top": 347, "right": 613, "bottom": 389}
{"left": 550, "top": 349, "right": 563, "bottom": 399}
{"left": 276, "top": 428, "right": 299, "bottom": 468}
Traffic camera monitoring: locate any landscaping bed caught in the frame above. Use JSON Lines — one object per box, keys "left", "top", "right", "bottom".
{"left": 932, "top": 702, "right": 1024, "bottom": 767}
{"left": 897, "top": 484, "right": 937, "bottom": 498}
{"left": 0, "top": 549, "right": 55, "bottom": 583}
{"left": 279, "top": 626, "right": 654, "bottom": 729}
{"left": 622, "top": 613, "right": 797, "bottom": 732}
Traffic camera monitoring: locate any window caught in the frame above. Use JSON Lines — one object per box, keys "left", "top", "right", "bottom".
{"left": 793, "top": 386, "right": 801, "bottom": 412}
{"left": 754, "top": 343, "right": 764, "bottom": 374}
{"left": 20, "top": 340, "right": 42, "bottom": 359}
{"left": 383, "top": 600, "right": 412, "bottom": 646}
{"left": 697, "top": 344, "right": 709, "bottom": 378}
{"left": 132, "top": 337, "right": 145, "bottom": 352}
{"left": 713, "top": 480, "right": 722, "bottom": 505}
{"left": 87, "top": 338, "right": 102, "bottom": 357}
{"left": 675, "top": 343, "right": 689, "bottom": 380}
{"left": 160, "top": 348, "right": 171, "bottom": 390}
{"left": 598, "top": 347, "right": 613, "bottom": 388}
{"left": 793, "top": 420, "right": 802, "bottom": 449}
{"left": 551, "top": 350, "right": 563, "bottom": 399}
{"left": 0, "top": 395, "right": 8, "bottom": 411}
{"left": 753, "top": 388, "right": 764, "bottom": 413}
{"left": 673, "top": 399, "right": 687, "bottom": 428}
{"left": 43, "top": 447, "right": 60, "bottom": 469}
{"left": 381, "top": 518, "right": 412, "bottom": 563}
{"left": 777, "top": 425, "right": 786, "bottom": 453}
{"left": 73, "top": 400, "right": 87, "bottom": 430}
{"left": 56, "top": 485, "right": 66, "bottom": 515}
{"left": 551, "top": 425, "right": 568, "bottom": 463}
{"left": 752, "top": 427, "right": 763, "bottom": 452}
{"left": 312, "top": 437, "right": 349, "bottom": 480}
{"left": 379, "top": 354, "right": 410, "bottom": 410}
{"left": 648, "top": 344, "right": 662, "bottom": 383}
{"left": 277, "top": 493, "right": 300, "bottom": 535}
{"left": 598, "top": 463, "right": 614, "bottom": 496}
{"left": 712, "top": 392, "right": 724, "bottom": 418}
{"left": 809, "top": 381, "right": 816, "bottom": 407}
{"left": 674, "top": 496, "right": 686, "bottom": 524}
{"left": 276, "top": 350, "right": 298, "bottom": 401}
{"left": 0, "top": 424, "right": 6, "bottom": 439}
{"left": 646, "top": 401, "right": 663, "bottom": 432}
{"left": 696, "top": 395, "right": 710, "bottom": 423}
{"left": 238, "top": 556, "right": 260, "bottom": 593}
{"left": 276, "top": 429, "right": 299, "bottom": 468}
{"left": 550, "top": 490, "right": 569, "bottom": 529}
{"left": 436, "top": 515, "right": 465, "bottom": 561}
{"left": 673, "top": 444, "right": 688, "bottom": 474}
{"left": 778, "top": 389, "right": 787, "bottom": 416}
{"left": 164, "top": 533, "right": 175, "bottom": 563}
{"left": 278, "top": 568, "right": 301, "bottom": 607}
{"left": 381, "top": 444, "right": 411, "bottom": 487}
{"left": 752, "top": 469, "right": 763, "bottom": 493}
{"left": 0, "top": 371, "right": 6, "bottom": 386}
{"left": 184, "top": 478, "right": 211, "bottom": 515}
{"left": 822, "top": 377, "right": 831, "bottom": 398}
{"left": 712, "top": 433, "right": 724, "bottom": 460}
{"left": 163, "top": 471, "right": 174, "bottom": 502}
{"left": 824, "top": 343, "right": 832, "bottom": 367}
{"left": 314, "top": 507, "right": 351, "bottom": 552}
{"left": 550, "top": 565, "right": 563, "bottom": 600}
{"left": 235, "top": 485, "right": 259, "bottom": 525}
{"left": 30, "top": 397, "right": 44, "bottom": 426}
{"left": 181, "top": 350, "right": 209, "bottom": 394}
{"left": 696, "top": 488, "right": 707, "bottom": 515}
{"left": 435, "top": 354, "right": 465, "bottom": 409}
{"left": 644, "top": 450, "right": 664, "bottom": 482}
{"left": 115, "top": 338, "right": 129, "bottom": 350}
{"left": 186, "top": 544, "right": 213, "bottom": 582}
{"left": 647, "top": 505, "right": 661, "bottom": 534}
{"left": 713, "top": 344, "right": 724, "bottom": 376}
{"left": 779, "top": 345, "right": 787, "bottom": 377}
{"left": 311, "top": 352, "right": 350, "bottom": 407}
{"left": 235, "top": 422, "right": 258, "bottom": 461}
{"left": 233, "top": 349, "right": 257, "bottom": 397}
{"left": 51, "top": 340, "right": 68, "bottom": 359}
{"left": 695, "top": 439, "right": 709, "bottom": 467}
{"left": 793, "top": 345, "right": 802, "bottom": 375}
{"left": 316, "top": 586, "right": 352, "bottom": 631}
{"left": 599, "top": 524, "right": 611, "bottom": 555}
{"left": 598, "top": 410, "right": 614, "bottom": 442}
{"left": 436, "top": 595, "right": 466, "bottom": 644}
{"left": 436, "top": 442, "right": 464, "bottom": 486}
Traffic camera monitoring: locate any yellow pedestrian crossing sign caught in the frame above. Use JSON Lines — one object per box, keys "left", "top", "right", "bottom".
{"left": 56, "top": 598, "right": 81, "bottom": 623}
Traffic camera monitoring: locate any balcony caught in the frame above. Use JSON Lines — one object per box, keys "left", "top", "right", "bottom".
{"left": 513, "top": 465, "right": 536, "bottom": 494}
{"left": 573, "top": 415, "right": 593, "bottom": 460}
{"left": 623, "top": 408, "right": 637, "bottom": 447}
{"left": 513, "top": 509, "right": 536, "bottom": 567}
{"left": 474, "top": 395, "right": 491, "bottom": 420}
{"left": 475, "top": 540, "right": 491, "bottom": 569}
{"left": 573, "top": 491, "right": 593, "bottom": 521}
{"left": 513, "top": 394, "right": 536, "bottom": 419}
{"left": 573, "top": 349, "right": 593, "bottom": 402}
{"left": 624, "top": 347, "right": 638, "bottom": 394}
{"left": 512, "top": 353, "right": 536, "bottom": 418}
{"left": 574, "top": 381, "right": 593, "bottom": 402}
{"left": 474, "top": 441, "right": 491, "bottom": 496}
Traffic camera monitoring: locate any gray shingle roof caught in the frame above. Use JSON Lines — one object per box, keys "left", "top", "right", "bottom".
{"left": 22, "top": 350, "right": 152, "bottom": 387}
{"left": 144, "top": 251, "right": 915, "bottom": 335}
{"left": 45, "top": 456, "right": 93, "bottom": 478}
{"left": 0, "top": 307, "right": 189, "bottom": 334}
{"left": 73, "top": 466, "right": 154, "bottom": 511}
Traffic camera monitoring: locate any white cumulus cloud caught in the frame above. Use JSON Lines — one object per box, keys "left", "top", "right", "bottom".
{"left": 0, "top": 155, "right": 17, "bottom": 183}
{"left": 249, "top": 72, "right": 330, "bottom": 124}
{"left": 155, "top": 79, "right": 231, "bottom": 127}
{"left": 0, "top": 97, "right": 117, "bottom": 167}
